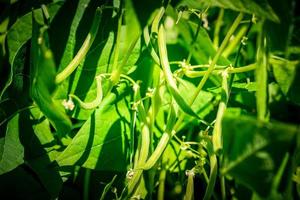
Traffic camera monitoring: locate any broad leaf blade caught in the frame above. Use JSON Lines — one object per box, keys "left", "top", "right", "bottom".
{"left": 0, "top": 113, "right": 24, "bottom": 175}
{"left": 56, "top": 83, "right": 131, "bottom": 171}
{"left": 222, "top": 110, "right": 299, "bottom": 197}
{"left": 1, "top": 2, "right": 62, "bottom": 99}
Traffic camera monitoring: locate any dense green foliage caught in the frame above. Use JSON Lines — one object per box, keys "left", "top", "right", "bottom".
{"left": 0, "top": 0, "right": 300, "bottom": 199}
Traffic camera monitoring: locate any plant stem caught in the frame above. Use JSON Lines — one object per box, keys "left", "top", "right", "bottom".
{"left": 83, "top": 168, "right": 91, "bottom": 200}
{"left": 213, "top": 9, "right": 224, "bottom": 48}
{"left": 185, "top": 63, "right": 256, "bottom": 78}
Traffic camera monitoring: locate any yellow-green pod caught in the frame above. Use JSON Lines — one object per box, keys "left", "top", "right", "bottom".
{"left": 55, "top": 7, "right": 102, "bottom": 84}
{"left": 69, "top": 75, "right": 103, "bottom": 110}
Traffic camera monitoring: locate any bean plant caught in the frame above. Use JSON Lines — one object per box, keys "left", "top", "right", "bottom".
{"left": 0, "top": 0, "right": 300, "bottom": 199}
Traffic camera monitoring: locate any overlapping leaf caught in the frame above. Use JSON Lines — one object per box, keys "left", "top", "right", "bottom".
{"left": 56, "top": 83, "right": 131, "bottom": 171}
{"left": 0, "top": 2, "right": 62, "bottom": 99}
{"left": 222, "top": 109, "right": 299, "bottom": 197}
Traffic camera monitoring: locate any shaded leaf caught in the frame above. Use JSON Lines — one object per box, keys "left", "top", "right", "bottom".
{"left": 222, "top": 110, "right": 299, "bottom": 197}
{"left": 0, "top": 113, "right": 24, "bottom": 175}
{"left": 0, "top": 107, "right": 63, "bottom": 196}
{"left": 1, "top": 2, "right": 62, "bottom": 99}
{"left": 179, "top": 0, "right": 279, "bottom": 22}
{"left": 271, "top": 56, "right": 300, "bottom": 105}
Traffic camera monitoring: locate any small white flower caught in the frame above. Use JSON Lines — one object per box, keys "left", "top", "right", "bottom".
{"left": 126, "top": 168, "right": 135, "bottom": 180}
{"left": 241, "top": 36, "right": 248, "bottom": 45}
{"left": 185, "top": 169, "right": 195, "bottom": 177}
{"left": 62, "top": 98, "right": 75, "bottom": 111}
{"left": 133, "top": 83, "right": 140, "bottom": 93}
{"left": 146, "top": 88, "right": 155, "bottom": 97}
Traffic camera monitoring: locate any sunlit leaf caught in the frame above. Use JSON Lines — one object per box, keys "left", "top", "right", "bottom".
{"left": 56, "top": 83, "right": 131, "bottom": 171}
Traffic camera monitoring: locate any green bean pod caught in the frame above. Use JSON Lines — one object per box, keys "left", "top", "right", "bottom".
{"left": 55, "top": 7, "right": 102, "bottom": 84}
{"left": 69, "top": 75, "right": 103, "bottom": 110}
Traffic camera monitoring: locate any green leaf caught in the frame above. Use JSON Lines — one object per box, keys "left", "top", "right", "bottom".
{"left": 222, "top": 110, "right": 299, "bottom": 197}
{"left": 0, "top": 113, "right": 24, "bottom": 175}
{"left": 56, "top": 83, "right": 131, "bottom": 171}
{"left": 54, "top": 3, "right": 141, "bottom": 120}
{"left": 0, "top": 106, "right": 63, "bottom": 197}
{"left": 30, "top": 10, "right": 72, "bottom": 137}
{"left": 0, "top": 166, "right": 51, "bottom": 199}
{"left": 271, "top": 56, "right": 300, "bottom": 105}
{"left": 0, "top": 2, "right": 62, "bottom": 99}
{"left": 180, "top": 0, "right": 279, "bottom": 22}
{"left": 264, "top": 0, "right": 294, "bottom": 52}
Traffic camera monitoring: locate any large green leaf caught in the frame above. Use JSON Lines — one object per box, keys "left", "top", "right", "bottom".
{"left": 0, "top": 107, "right": 63, "bottom": 197}
{"left": 271, "top": 56, "right": 300, "bottom": 105}
{"left": 179, "top": 0, "right": 279, "bottom": 22}
{"left": 166, "top": 6, "right": 230, "bottom": 66}
{"left": 56, "top": 83, "right": 131, "bottom": 171}
{"left": 53, "top": 1, "right": 141, "bottom": 120}
{"left": 0, "top": 113, "right": 24, "bottom": 175}
{"left": 222, "top": 110, "right": 299, "bottom": 197}
{"left": 0, "top": 2, "right": 62, "bottom": 99}
{"left": 30, "top": 10, "right": 72, "bottom": 137}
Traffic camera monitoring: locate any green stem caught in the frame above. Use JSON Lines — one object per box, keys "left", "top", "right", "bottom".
{"left": 83, "top": 168, "right": 91, "bottom": 200}
{"left": 213, "top": 9, "right": 224, "bottom": 48}
{"left": 55, "top": 8, "right": 102, "bottom": 84}
{"left": 185, "top": 63, "right": 256, "bottom": 78}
